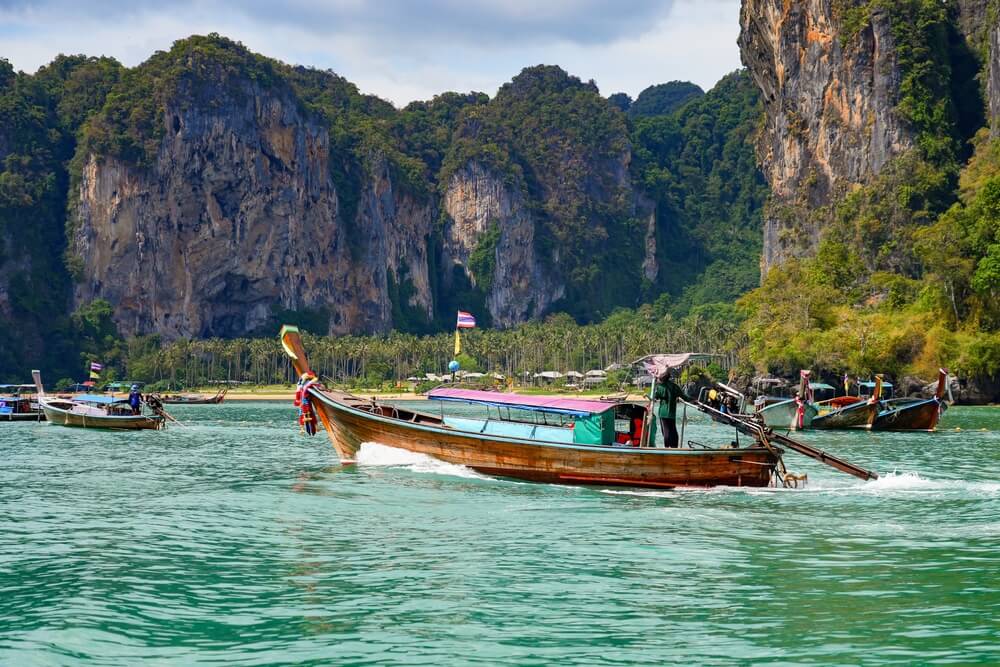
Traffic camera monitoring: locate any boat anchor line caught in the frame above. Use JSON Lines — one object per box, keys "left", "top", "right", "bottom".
{"left": 686, "top": 399, "right": 879, "bottom": 482}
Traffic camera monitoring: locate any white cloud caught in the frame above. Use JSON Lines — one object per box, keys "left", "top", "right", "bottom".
{"left": 0, "top": 0, "right": 742, "bottom": 105}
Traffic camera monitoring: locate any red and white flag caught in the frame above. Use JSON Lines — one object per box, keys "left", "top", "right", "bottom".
{"left": 90, "top": 362, "right": 103, "bottom": 372}
{"left": 456, "top": 311, "right": 476, "bottom": 329}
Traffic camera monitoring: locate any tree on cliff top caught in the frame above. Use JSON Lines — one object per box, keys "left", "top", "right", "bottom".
{"left": 629, "top": 81, "right": 704, "bottom": 118}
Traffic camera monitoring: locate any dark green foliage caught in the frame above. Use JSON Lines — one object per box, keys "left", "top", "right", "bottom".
{"left": 629, "top": 81, "right": 704, "bottom": 118}
{"left": 466, "top": 221, "right": 501, "bottom": 291}
{"left": 833, "top": 0, "right": 872, "bottom": 47}
{"left": 0, "top": 55, "right": 121, "bottom": 381}
{"left": 257, "top": 307, "right": 331, "bottom": 337}
{"left": 80, "top": 34, "right": 280, "bottom": 168}
{"left": 435, "top": 264, "right": 492, "bottom": 330}
{"left": 394, "top": 92, "right": 489, "bottom": 187}
{"left": 607, "top": 92, "right": 632, "bottom": 113}
{"left": 632, "top": 70, "right": 768, "bottom": 313}
{"left": 387, "top": 267, "right": 434, "bottom": 335}
{"left": 33, "top": 55, "right": 124, "bottom": 134}
{"left": 440, "top": 65, "right": 642, "bottom": 322}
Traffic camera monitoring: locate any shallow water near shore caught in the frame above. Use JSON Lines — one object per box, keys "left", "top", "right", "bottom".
{"left": 1, "top": 403, "right": 998, "bottom": 665}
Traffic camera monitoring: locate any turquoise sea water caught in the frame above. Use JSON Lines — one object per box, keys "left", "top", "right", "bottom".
{"left": 1, "top": 402, "right": 999, "bottom": 666}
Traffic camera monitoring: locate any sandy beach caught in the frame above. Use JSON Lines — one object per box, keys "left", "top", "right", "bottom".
{"left": 222, "top": 391, "right": 428, "bottom": 401}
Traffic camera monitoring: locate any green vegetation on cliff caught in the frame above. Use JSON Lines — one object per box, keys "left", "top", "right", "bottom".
{"left": 439, "top": 65, "right": 645, "bottom": 322}
{"left": 629, "top": 81, "right": 704, "bottom": 118}
{"left": 0, "top": 56, "right": 123, "bottom": 380}
{"left": 633, "top": 70, "right": 768, "bottom": 310}
{"left": 0, "top": 37, "right": 772, "bottom": 381}
{"left": 741, "top": 0, "right": 999, "bottom": 387}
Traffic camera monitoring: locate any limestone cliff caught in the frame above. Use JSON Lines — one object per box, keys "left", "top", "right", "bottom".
{"left": 442, "top": 161, "right": 564, "bottom": 327}
{"left": 72, "top": 76, "right": 432, "bottom": 339}
{"left": 739, "top": 0, "right": 914, "bottom": 272}
{"left": 991, "top": 18, "right": 1000, "bottom": 135}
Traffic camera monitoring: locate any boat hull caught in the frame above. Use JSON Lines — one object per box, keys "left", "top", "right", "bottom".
{"left": 0, "top": 411, "right": 45, "bottom": 422}
{"left": 40, "top": 401, "right": 164, "bottom": 430}
{"left": 309, "top": 389, "right": 778, "bottom": 488}
{"left": 159, "top": 390, "right": 227, "bottom": 405}
{"left": 871, "top": 399, "right": 943, "bottom": 431}
{"left": 757, "top": 399, "right": 817, "bottom": 430}
{"left": 811, "top": 400, "right": 878, "bottom": 430}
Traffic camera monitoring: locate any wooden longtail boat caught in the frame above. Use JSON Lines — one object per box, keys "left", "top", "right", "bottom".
{"left": 159, "top": 388, "right": 228, "bottom": 405}
{"left": 281, "top": 327, "right": 778, "bottom": 488}
{"left": 757, "top": 371, "right": 817, "bottom": 430}
{"left": 0, "top": 385, "right": 45, "bottom": 422}
{"left": 811, "top": 396, "right": 879, "bottom": 429}
{"left": 871, "top": 369, "right": 948, "bottom": 431}
{"left": 33, "top": 371, "right": 165, "bottom": 431}
{"left": 811, "top": 376, "right": 883, "bottom": 430}
{"left": 280, "top": 327, "right": 880, "bottom": 488}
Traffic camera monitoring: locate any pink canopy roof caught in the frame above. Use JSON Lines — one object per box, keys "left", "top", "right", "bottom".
{"left": 426, "top": 388, "right": 619, "bottom": 416}
{"left": 635, "top": 353, "right": 715, "bottom": 378}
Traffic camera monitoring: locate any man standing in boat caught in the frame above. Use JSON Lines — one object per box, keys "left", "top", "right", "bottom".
{"left": 652, "top": 370, "right": 689, "bottom": 448}
{"left": 128, "top": 384, "right": 142, "bottom": 415}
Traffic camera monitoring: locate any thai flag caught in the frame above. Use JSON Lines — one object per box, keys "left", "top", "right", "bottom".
{"left": 90, "top": 362, "right": 103, "bottom": 372}
{"left": 456, "top": 311, "right": 476, "bottom": 329}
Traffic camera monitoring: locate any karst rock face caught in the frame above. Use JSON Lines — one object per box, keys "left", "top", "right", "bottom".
{"left": 442, "top": 161, "right": 565, "bottom": 327}
{"left": 739, "top": 0, "right": 1000, "bottom": 274}
{"left": 72, "top": 78, "right": 432, "bottom": 339}
{"left": 739, "top": 0, "right": 915, "bottom": 272}
{"left": 989, "top": 17, "right": 1000, "bottom": 136}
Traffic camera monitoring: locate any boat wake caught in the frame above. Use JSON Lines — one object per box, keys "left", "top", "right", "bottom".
{"left": 355, "top": 442, "right": 488, "bottom": 480}
{"left": 597, "top": 471, "right": 999, "bottom": 498}
{"left": 853, "top": 471, "right": 999, "bottom": 495}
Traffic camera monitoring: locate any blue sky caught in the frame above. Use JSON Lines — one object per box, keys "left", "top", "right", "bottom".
{"left": 0, "top": 0, "right": 742, "bottom": 106}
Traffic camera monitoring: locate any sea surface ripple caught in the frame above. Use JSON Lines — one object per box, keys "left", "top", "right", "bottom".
{"left": 1, "top": 403, "right": 999, "bottom": 665}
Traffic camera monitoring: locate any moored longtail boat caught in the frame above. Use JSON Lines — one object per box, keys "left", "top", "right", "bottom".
{"left": 871, "top": 369, "right": 949, "bottom": 431}
{"left": 280, "top": 326, "right": 879, "bottom": 489}
{"left": 159, "top": 388, "right": 228, "bottom": 405}
{"left": 811, "top": 376, "right": 883, "bottom": 430}
{"left": 33, "top": 371, "right": 165, "bottom": 430}
{"left": 757, "top": 370, "right": 817, "bottom": 430}
{"left": 0, "top": 384, "right": 45, "bottom": 422}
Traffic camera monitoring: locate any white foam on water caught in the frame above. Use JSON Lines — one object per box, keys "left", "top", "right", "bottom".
{"left": 355, "top": 442, "right": 488, "bottom": 480}
{"left": 803, "top": 471, "right": 1000, "bottom": 497}
{"left": 597, "top": 472, "right": 1000, "bottom": 498}
{"left": 598, "top": 486, "right": 756, "bottom": 499}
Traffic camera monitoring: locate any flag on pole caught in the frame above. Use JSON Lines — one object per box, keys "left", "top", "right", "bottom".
{"left": 843, "top": 373, "right": 850, "bottom": 394}
{"left": 454, "top": 330, "right": 461, "bottom": 356}
{"left": 90, "top": 362, "right": 103, "bottom": 372}
{"left": 456, "top": 311, "right": 476, "bottom": 329}
{"left": 89, "top": 370, "right": 100, "bottom": 380}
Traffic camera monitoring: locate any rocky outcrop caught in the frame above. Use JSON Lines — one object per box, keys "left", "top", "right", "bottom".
{"left": 72, "top": 78, "right": 432, "bottom": 339}
{"left": 739, "top": 0, "right": 914, "bottom": 272}
{"left": 442, "top": 161, "right": 564, "bottom": 327}
{"left": 990, "top": 19, "right": 1000, "bottom": 136}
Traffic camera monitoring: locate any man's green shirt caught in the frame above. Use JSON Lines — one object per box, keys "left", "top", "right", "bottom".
{"left": 653, "top": 380, "right": 686, "bottom": 419}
